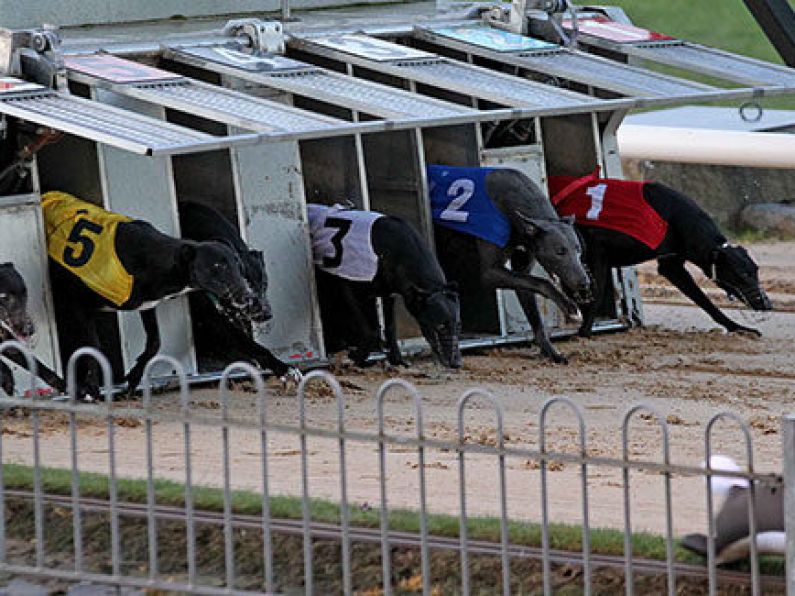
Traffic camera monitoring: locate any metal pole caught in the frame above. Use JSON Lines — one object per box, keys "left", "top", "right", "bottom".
{"left": 281, "top": 0, "right": 291, "bottom": 22}
{"left": 783, "top": 415, "right": 795, "bottom": 595}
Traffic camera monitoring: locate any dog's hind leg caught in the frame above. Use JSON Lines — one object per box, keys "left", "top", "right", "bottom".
{"left": 124, "top": 309, "right": 161, "bottom": 395}
{"left": 657, "top": 256, "right": 759, "bottom": 334}
{"left": 338, "top": 284, "right": 380, "bottom": 367}
{"left": 382, "top": 296, "right": 408, "bottom": 367}
{"left": 578, "top": 248, "right": 609, "bottom": 339}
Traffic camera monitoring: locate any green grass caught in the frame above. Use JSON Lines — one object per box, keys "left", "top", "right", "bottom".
{"left": 595, "top": 0, "right": 795, "bottom": 110}
{"left": 2, "top": 463, "right": 785, "bottom": 575}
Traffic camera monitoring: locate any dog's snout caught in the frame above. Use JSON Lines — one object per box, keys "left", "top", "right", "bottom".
{"left": 22, "top": 319, "right": 35, "bottom": 338}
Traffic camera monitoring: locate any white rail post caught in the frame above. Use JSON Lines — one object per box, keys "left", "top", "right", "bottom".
{"left": 783, "top": 415, "right": 795, "bottom": 595}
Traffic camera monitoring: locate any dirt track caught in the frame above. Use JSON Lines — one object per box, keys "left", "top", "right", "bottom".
{"left": 3, "top": 242, "right": 794, "bottom": 538}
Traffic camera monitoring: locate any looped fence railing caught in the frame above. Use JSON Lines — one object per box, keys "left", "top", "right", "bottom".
{"left": 539, "top": 396, "right": 590, "bottom": 596}
{"left": 0, "top": 344, "right": 787, "bottom": 595}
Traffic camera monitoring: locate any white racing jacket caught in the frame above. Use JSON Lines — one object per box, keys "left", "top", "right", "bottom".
{"left": 307, "top": 203, "right": 383, "bottom": 282}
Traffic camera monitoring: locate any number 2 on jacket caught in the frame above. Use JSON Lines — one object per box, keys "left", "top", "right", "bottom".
{"left": 439, "top": 178, "right": 475, "bottom": 223}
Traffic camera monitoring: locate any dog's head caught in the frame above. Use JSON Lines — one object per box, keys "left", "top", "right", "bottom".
{"left": 711, "top": 243, "right": 772, "bottom": 311}
{"left": 516, "top": 213, "right": 593, "bottom": 304}
{"left": 182, "top": 242, "right": 271, "bottom": 324}
{"left": 0, "top": 263, "right": 35, "bottom": 341}
{"left": 406, "top": 282, "right": 462, "bottom": 369}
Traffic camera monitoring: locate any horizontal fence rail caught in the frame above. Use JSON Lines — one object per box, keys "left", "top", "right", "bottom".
{"left": 0, "top": 345, "right": 788, "bottom": 595}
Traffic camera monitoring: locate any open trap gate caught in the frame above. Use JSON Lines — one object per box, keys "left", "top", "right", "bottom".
{"left": 2, "top": 0, "right": 795, "bottom": 387}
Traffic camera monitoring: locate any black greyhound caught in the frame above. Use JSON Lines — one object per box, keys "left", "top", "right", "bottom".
{"left": 547, "top": 172, "right": 773, "bottom": 337}
{"left": 430, "top": 166, "right": 592, "bottom": 364}
{"left": 178, "top": 201, "right": 292, "bottom": 377}
{"left": 308, "top": 204, "right": 462, "bottom": 368}
{"left": 45, "top": 192, "right": 265, "bottom": 397}
{"left": 0, "top": 263, "right": 66, "bottom": 396}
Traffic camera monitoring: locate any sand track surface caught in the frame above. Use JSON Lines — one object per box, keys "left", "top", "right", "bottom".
{"left": 3, "top": 242, "right": 794, "bottom": 537}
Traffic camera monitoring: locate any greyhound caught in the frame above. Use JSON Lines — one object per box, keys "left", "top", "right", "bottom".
{"left": 178, "top": 201, "right": 294, "bottom": 378}
{"left": 0, "top": 263, "right": 66, "bottom": 396}
{"left": 308, "top": 203, "right": 462, "bottom": 368}
{"left": 681, "top": 456, "right": 784, "bottom": 563}
{"left": 547, "top": 170, "right": 773, "bottom": 337}
{"left": 429, "top": 165, "right": 592, "bottom": 364}
{"left": 45, "top": 192, "right": 265, "bottom": 398}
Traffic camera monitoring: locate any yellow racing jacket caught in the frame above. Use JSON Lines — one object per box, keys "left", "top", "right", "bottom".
{"left": 42, "top": 192, "right": 134, "bottom": 307}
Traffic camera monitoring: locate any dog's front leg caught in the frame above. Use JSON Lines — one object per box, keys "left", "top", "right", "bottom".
{"left": 125, "top": 309, "right": 161, "bottom": 395}
{"left": 515, "top": 290, "right": 568, "bottom": 364}
{"left": 658, "top": 256, "right": 759, "bottom": 335}
{"left": 0, "top": 359, "right": 14, "bottom": 395}
{"left": 382, "top": 296, "right": 407, "bottom": 367}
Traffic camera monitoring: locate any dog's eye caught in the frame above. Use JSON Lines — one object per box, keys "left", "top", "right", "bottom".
{"left": 555, "top": 246, "right": 567, "bottom": 256}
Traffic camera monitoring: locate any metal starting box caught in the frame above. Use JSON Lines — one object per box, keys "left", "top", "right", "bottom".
{"left": 1, "top": 2, "right": 794, "bottom": 386}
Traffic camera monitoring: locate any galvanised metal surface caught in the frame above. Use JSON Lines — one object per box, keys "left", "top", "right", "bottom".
{"left": 263, "top": 70, "right": 473, "bottom": 118}
{"left": 129, "top": 79, "right": 342, "bottom": 133}
{"left": 513, "top": 49, "right": 713, "bottom": 97}
{"left": 0, "top": 92, "right": 213, "bottom": 155}
{"left": 626, "top": 42, "right": 795, "bottom": 87}
{"left": 388, "top": 57, "right": 599, "bottom": 108}
{"left": 413, "top": 27, "right": 713, "bottom": 98}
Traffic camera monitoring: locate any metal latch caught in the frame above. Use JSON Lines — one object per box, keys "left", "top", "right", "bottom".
{"left": 223, "top": 19, "right": 286, "bottom": 54}
{"left": 0, "top": 25, "right": 66, "bottom": 91}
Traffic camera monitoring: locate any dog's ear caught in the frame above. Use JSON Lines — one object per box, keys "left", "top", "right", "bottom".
{"left": 514, "top": 211, "right": 548, "bottom": 237}
{"left": 178, "top": 243, "right": 197, "bottom": 267}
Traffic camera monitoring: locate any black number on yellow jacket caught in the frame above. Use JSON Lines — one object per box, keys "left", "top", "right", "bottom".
{"left": 63, "top": 218, "right": 104, "bottom": 267}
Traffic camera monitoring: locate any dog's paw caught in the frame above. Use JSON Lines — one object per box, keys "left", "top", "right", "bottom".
{"left": 1, "top": 376, "right": 14, "bottom": 397}
{"left": 728, "top": 324, "right": 761, "bottom": 337}
{"left": 280, "top": 367, "right": 303, "bottom": 388}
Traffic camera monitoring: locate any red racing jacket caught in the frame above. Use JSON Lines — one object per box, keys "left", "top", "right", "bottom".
{"left": 547, "top": 168, "right": 668, "bottom": 250}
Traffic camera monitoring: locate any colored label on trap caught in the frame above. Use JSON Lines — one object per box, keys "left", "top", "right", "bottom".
{"left": 563, "top": 17, "right": 674, "bottom": 43}
{"left": 176, "top": 46, "right": 312, "bottom": 73}
{"left": 0, "top": 77, "right": 47, "bottom": 95}
{"left": 65, "top": 54, "right": 180, "bottom": 83}
{"left": 312, "top": 35, "right": 435, "bottom": 62}
{"left": 427, "top": 25, "right": 558, "bottom": 52}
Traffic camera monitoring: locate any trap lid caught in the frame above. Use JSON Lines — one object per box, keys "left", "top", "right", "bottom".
{"left": 166, "top": 45, "right": 475, "bottom": 120}
{"left": 415, "top": 24, "right": 715, "bottom": 98}
{"left": 566, "top": 17, "right": 795, "bottom": 88}
{"left": 0, "top": 75, "right": 241, "bottom": 156}
{"left": 66, "top": 53, "right": 345, "bottom": 135}
{"left": 291, "top": 34, "right": 619, "bottom": 111}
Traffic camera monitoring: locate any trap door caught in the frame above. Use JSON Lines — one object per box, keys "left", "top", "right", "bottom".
{"left": 231, "top": 132, "right": 326, "bottom": 364}
{"left": 91, "top": 89, "right": 197, "bottom": 379}
{"left": 0, "top": 193, "right": 60, "bottom": 395}
{"left": 0, "top": 76, "right": 238, "bottom": 156}
{"left": 288, "top": 34, "right": 607, "bottom": 111}
{"left": 540, "top": 109, "right": 641, "bottom": 334}
{"left": 413, "top": 24, "right": 715, "bottom": 99}
{"left": 164, "top": 45, "right": 476, "bottom": 121}
{"left": 479, "top": 141, "right": 568, "bottom": 341}
{"left": 564, "top": 17, "right": 795, "bottom": 89}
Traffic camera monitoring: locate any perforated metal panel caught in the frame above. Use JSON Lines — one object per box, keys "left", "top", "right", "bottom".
{"left": 263, "top": 70, "right": 472, "bottom": 118}
{"left": 513, "top": 49, "right": 711, "bottom": 96}
{"left": 0, "top": 90, "right": 216, "bottom": 155}
{"left": 128, "top": 80, "right": 342, "bottom": 133}
{"left": 415, "top": 26, "right": 713, "bottom": 98}
{"left": 390, "top": 58, "right": 598, "bottom": 108}
{"left": 627, "top": 42, "right": 795, "bottom": 87}
{"left": 166, "top": 45, "right": 473, "bottom": 120}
